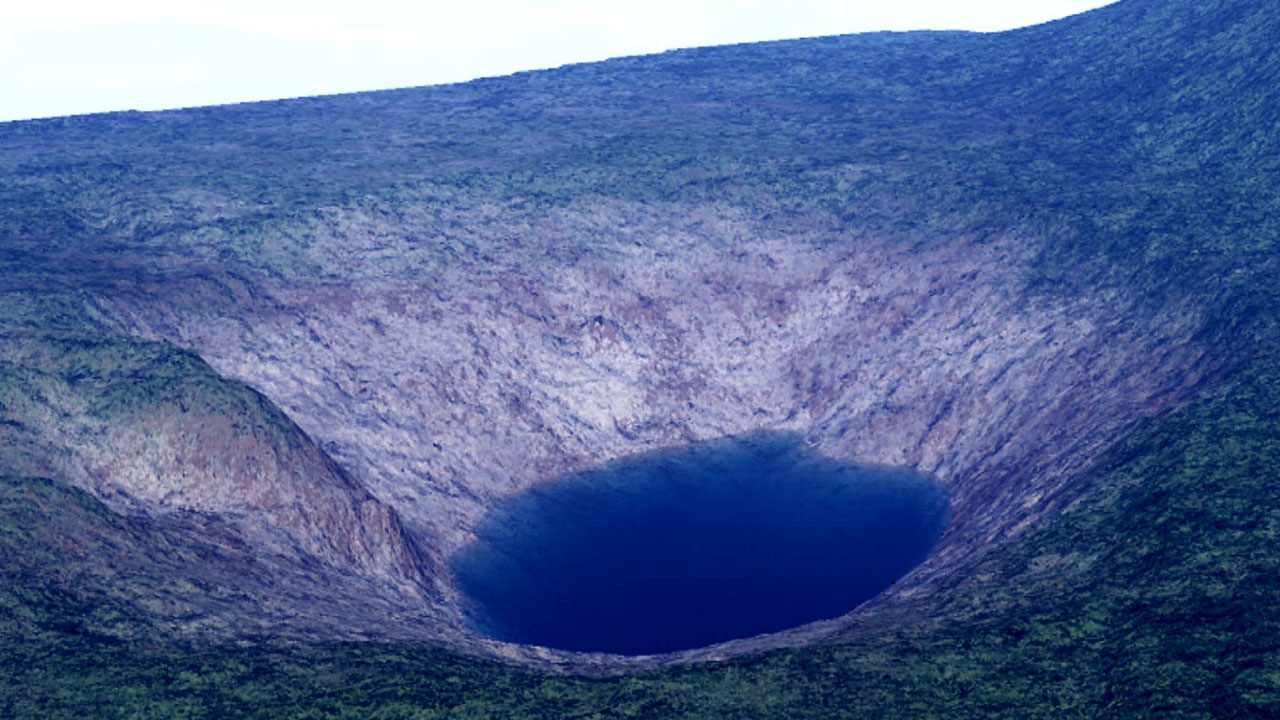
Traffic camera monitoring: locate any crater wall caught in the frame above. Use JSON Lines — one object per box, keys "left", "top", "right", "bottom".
{"left": 94, "top": 195, "right": 1224, "bottom": 660}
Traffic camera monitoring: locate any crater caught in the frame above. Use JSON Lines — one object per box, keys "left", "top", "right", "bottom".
{"left": 89, "top": 171, "right": 1226, "bottom": 669}
{"left": 449, "top": 432, "right": 948, "bottom": 655}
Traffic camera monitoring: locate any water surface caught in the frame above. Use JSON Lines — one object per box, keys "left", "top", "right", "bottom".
{"left": 450, "top": 432, "right": 948, "bottom": 655}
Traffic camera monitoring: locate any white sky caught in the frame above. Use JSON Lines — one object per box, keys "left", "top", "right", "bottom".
{"left": 0, "top": 0, "right": 1117, "bottom": 122}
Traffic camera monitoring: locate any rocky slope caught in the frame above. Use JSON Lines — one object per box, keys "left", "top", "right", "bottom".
{"left": 96, "top": 200, "right": 1222, "bottom": 622}
{"left": 0, "top": 326, "right": 443, "bottom": 641}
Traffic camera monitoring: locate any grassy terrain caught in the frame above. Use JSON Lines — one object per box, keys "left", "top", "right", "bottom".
{"left": 2, "top": 1, "right": 1277, "bottom": 300}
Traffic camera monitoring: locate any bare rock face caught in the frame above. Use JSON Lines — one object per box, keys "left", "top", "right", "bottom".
{"left": 91, "top": 402, "right": 431, "bottom": 595}
{"left": 0, "top": 336, "right": 443, "bottom": 638}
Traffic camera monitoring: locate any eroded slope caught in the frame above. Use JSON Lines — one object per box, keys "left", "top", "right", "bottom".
{"left": 0, "top": 307, "right": 443, "bottom": 641}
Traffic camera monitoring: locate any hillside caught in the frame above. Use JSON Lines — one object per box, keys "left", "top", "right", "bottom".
{"left": 2, "top": 0, "right": 1279, "bottom": 715}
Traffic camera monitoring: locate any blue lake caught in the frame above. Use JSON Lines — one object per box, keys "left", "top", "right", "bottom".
{"left": 449, "top": 432, "right": 949, "bottom": 655}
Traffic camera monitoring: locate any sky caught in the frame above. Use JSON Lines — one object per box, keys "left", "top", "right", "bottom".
{"left": 0, "top": 0, "right": 1118, "bottom": 123}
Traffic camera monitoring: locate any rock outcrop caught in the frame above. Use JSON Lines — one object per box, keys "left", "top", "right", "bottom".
{"left": 0, "top": 335, "right": 444, "bottom": 639}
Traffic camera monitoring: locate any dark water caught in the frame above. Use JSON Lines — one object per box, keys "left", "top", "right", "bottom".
{"left": 449, "top": 432, "right": 948, "bottom": 655}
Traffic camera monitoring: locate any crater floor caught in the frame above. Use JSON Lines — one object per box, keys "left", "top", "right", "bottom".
{"left": 450, "top": 433, "right": 948, "bottom": 655}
